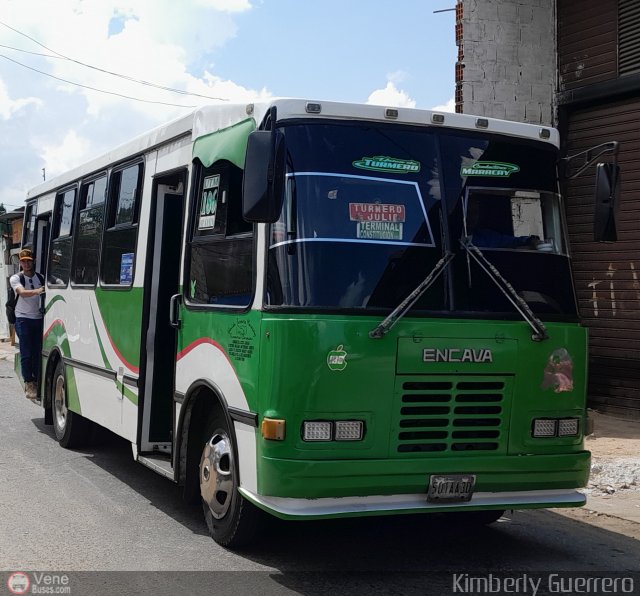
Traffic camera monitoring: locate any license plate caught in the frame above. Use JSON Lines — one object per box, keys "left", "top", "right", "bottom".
{"left": 427, "top": 474, "right": 476, "bottom": 503}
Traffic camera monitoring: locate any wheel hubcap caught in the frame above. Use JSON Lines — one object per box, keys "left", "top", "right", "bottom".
{"left": 54, "top": 375, "right": 67, "bottom": 431}
{"left": 200, "top": 432, "right": 234, "bottom": 519}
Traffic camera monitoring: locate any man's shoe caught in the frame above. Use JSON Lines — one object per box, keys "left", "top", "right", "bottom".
{"left": 25, "top": 381, "right": 38, "bottom": 401}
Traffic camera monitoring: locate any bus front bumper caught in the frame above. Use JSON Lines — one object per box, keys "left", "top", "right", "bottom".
{"left": 240, "top": 488, "right": 586, "bottom": 520}
{"left": 246, "top": 451, "right": 590, "bottom": 519}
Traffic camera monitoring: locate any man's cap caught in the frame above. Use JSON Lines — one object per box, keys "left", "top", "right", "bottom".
{"left": 19, "top": 249, "right": 34, "bottom": 261}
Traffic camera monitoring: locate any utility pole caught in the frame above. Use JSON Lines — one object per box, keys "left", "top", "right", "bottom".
{"left": 42, "top": 168, "right": 46, "bottom": 181}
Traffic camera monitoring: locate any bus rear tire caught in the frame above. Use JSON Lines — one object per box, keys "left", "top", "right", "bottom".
{"left": 51, "top": 360, "right": 92, "bottom": 449}
{"left": 199, "top": 412, "right": 263, "bottom": 548}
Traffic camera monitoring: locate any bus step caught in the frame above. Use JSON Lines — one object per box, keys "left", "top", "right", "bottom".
{"left": 137, "top": 453, "right": 175, "bottom": 480}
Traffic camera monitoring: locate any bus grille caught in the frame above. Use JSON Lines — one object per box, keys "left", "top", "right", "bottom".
{"left": 394, "top": 376, "right": 512, "bottom": 456}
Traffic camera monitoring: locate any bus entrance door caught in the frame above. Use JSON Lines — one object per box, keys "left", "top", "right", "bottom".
{"left": 139, "top": 173, "right": 186, "bottom": 458}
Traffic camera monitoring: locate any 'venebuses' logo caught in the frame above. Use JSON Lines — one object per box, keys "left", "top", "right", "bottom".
{"left": 7, "top": 572, "right": 30, "bottom": 595}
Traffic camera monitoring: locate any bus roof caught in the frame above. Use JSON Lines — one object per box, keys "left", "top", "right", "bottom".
{"left": 26, "top": 98, "right": 559, "bottom": 201}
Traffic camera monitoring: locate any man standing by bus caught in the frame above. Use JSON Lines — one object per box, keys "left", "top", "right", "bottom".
{"left": 10, "top": 249, "right": 45, "bottom": 401}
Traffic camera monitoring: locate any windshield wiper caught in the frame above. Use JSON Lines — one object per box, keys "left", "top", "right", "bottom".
{"left": 369, "top": 251, "right": 455, "bottom": 339}
{"left": 460, "top": 237, "right": 548, "bottom": 341}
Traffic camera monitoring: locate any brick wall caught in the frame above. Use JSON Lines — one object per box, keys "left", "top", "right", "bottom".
{"left": 457, "top": 0, "right": 556, "bottom": 125}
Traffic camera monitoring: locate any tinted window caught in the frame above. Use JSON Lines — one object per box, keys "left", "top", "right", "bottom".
{"left": 266, "top": 122, "right": 444, "bottom": 310}
{"left": 73, "top": 176, "right": 106, "bottom": 285}
{"left": 187, "top": 162, "right": 253, "bottom": 307}
{"left": 101, "top": 162, "right": 142, "bottom": 285}
{"left": 22, "top": 203, "right": 37, "bottom": 248}
{"left": 49, "top": 188, "right": 76, "bottom": 286}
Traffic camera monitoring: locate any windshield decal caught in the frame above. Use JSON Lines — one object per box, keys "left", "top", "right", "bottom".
{"left": 198, "top": 174, "right": 220, "bottom": 229}
{"left": 353, "top": 156, "right": 421, "bottom": 174}
{"left": 461, "top": 161, "right": 520, "bottom": 178}
{"left": 350, "top": 202, "right": 406, "bottom": 241}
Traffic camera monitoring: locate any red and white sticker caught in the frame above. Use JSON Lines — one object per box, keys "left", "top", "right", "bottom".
{"left": 349, "top": 203, "right": 406, "bottom": 223}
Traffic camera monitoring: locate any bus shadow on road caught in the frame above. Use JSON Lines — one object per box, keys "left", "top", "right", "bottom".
{"left": 30, "top": 415, "right": 209, "bottom": 537}
{"left": 242, "top": 509, "right": 640, "bottom": 576}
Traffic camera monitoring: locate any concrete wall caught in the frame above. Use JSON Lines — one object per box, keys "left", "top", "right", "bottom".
{"left": 458, "top": 0, "right": 556, "bottom": 125}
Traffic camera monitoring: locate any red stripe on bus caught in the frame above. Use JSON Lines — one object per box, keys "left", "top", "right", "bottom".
{"left": 44, "top": 319, "right": 65, "bottom": 338}
{"left": 177, "top": 338, "right": 232, "bottom": 364}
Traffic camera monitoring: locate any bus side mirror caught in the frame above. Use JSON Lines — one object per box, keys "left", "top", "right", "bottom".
{"left": 242, "top": 129, "right": 285, "bottom": 223}
{"left": 593, "top": 163, "right": 620, "bottom": 242}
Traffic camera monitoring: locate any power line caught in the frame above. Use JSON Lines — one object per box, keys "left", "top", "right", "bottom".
{"left": 0, "top": 20, "right": 228, "bottom": 102}
{"left": 0, "top": 53, "right": 198, "bottom": 108}
{"left": 0, "top": 43, "right": 58, "bottom": 59}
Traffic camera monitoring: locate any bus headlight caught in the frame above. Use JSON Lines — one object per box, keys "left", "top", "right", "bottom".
{"left": 532, "top": 418, "right": 557, "bottom": 437}
{"left": 558, "top": 418, "right": 580, "bottom": 437}
{"left": 531, "top": 417, "right": 580, "bottom": 438}
{"left": 335, "top": 420, "right": 364, "bottom": 441}
{"left": 302, "top": 420, "right": 365, "bottom": 442}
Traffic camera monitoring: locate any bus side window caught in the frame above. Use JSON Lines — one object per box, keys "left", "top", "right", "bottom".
{"left": 72, "top": 175, "right": 106, "bottom": 286}
{"left": 101, "top": 162, "right": 143, "bottom": 286}
{"left": 22, "top": 202, "right": 38, "bottom": 248}
{"left": 187, "top": 161, "right": 253, "bottom": 307}
{"left": 48, "top": 186, "right": 77, "bottom": 287}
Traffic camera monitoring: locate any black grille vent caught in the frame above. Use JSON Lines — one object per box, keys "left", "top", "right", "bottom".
{"left": 396, "top": 377, "right": 509, "bottom": 455}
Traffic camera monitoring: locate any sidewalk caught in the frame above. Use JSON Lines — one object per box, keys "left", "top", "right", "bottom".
{"left": 1, "top": 339, "right": 637, "bottom": 523}
{"left": 0, "top": 339, "right": 16, "bottom": 362}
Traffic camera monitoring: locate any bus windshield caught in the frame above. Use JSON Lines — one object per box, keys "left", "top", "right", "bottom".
{"left": 265, "top": 122, "right": 577, "bottom": 318}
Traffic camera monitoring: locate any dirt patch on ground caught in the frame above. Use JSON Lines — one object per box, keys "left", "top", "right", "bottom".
{"left": 584, "top": 410, "right": 640, "bottom": 494}
{"left": 586, "top": 409, "right": 640, "bottom": 458}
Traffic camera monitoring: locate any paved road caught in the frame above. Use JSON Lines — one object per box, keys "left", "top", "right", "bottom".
{"left": 1, "top": 359, "right": 639, "bottom": 595}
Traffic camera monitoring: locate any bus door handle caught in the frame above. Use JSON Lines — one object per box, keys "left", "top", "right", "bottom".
{"left": 169, "top": 293, "right": 182, "bottom": 329}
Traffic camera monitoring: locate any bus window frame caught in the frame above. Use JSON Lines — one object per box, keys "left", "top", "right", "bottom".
{"left": 99, "top": 158, "right": 144, "bottom": 290}
{"left": 22, "top": 201, "right": 38, "bottom": 249}
{"left": 48, "top": 184, "right": 78, "bottom": 289}
{"left": 71, "top": 171, "right": 108, "bottom": 289}
{"left": 183, "top": 159, "right": 256, "bottom": 313}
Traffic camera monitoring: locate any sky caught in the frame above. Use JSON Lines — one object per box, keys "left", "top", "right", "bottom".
{"left": 0, "top": 0, "right": 457, "bottom": 210}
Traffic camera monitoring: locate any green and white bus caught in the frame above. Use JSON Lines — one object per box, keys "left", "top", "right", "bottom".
{"left": 21, "top": 99, "right": 618, "bottom": 547}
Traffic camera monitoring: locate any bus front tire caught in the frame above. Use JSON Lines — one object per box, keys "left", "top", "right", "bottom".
{"left": 51, "top": 360, "right": 91, "bottom": 449}
{"left": 199, "top": 413, "right": 263, "bottom": 548}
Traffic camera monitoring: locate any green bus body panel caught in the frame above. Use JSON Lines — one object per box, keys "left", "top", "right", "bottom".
{"left": 192, "top": 118, "right": 256, "bottom": 169}
{"left": 94, "top": 288, "right": 143, "bottom": 369}
{"left": 258, "top": 452, "right": 591, "bottom": 499}
{"left": 42, "top": 321, "right": 82, "bottom": 414}
{"left": 252, "top": 314, "right": 588, "bottom": 499}
{"left": 178, "top": 307, "right": 263, "bottom": 407}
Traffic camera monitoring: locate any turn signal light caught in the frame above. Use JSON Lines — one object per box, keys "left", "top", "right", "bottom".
{"left": 261, "top": 417, "right": 285, "bottom": 441}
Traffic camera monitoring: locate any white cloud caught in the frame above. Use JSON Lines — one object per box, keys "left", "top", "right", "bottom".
{"left": 195, "top": 0, "right": 253, "bottom": 11}
{"left": 40, "top": 130, "right": 93, "bottom": 178}
{"left": 387, "top": 70, "right": 409, "bottom": 85}
{"left": 366, "top": 82, "right": 416, "bottom": 108}
{"left": 431, "top": 96, "right": 456, "bottom": 113}
{"left": 0, "top": 79, "right": 42, "bottom": 120}
{"left": 0, "top": 0, "right": 267, "bottom": 200}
